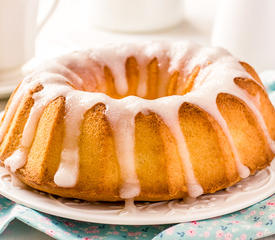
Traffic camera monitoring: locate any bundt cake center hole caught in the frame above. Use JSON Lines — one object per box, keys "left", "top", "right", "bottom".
{"left": 84, "top": 57, "right": 198, "bottom": 99}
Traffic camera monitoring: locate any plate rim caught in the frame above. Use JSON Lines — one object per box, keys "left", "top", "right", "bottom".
{"left": 0, "top": 166, "right": 274, "bottom": 225}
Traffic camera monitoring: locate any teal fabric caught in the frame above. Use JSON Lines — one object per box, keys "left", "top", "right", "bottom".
{"left": 154, "top": 194, "right": 275, "bottom": 240}
{"left": 0, "top": 72, "right": 274, "bottom": 240}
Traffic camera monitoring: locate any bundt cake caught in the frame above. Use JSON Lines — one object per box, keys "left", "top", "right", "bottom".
{"left": 0, "top": 42, "right": 274, "bottom": 202}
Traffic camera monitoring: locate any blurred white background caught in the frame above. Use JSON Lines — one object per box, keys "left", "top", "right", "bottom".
{"left": 36, "top": 0, "right": 218, "bottom": 58}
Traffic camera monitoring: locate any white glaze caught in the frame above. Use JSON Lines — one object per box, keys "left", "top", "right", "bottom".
{"left": 105, "top": 97, "right": 141, "bottom": 199}
{"left": 0, "top": 42, "right": 274, "bottom": 201}
{"left": 122, "top": 198, "right": 137, "bottom": 214}
{"left": 271, "top": 158, "right": 275, "bottom": 171}
{"left": 142, "top": 96, "right": 204, "bottom": 198}
{"left": 4, "top": 148, "right": 26, "bottom": 173}
{"left": 54, "top": 91, "right": 92, "bottom": 187}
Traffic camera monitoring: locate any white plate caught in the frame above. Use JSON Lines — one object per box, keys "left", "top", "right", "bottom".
{"left": 0, "top": 166, "right": 274, "bottom": 225}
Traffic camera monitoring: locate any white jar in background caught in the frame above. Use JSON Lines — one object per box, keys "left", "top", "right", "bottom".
{"left": 0, "top": 0, "right": 58, "bottom": 84}
{"left": 88, "top": 0, "right": 184, "bottom": 33}
{"left": 212, "top": 0, "right": 275, "bottom": 71}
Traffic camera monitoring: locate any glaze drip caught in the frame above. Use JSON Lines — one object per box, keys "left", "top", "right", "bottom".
{"left": 0, "top": 42, "right": 274, "bottom": 200}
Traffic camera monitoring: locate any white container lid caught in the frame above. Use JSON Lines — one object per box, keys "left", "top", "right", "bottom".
{"left": 88, "top": 0, "right": 184, "bottom": 32}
